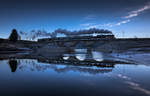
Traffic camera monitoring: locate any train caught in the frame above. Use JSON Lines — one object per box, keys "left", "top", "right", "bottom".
{"left": 38, "top": 34, "right": 115, "bottom": 42}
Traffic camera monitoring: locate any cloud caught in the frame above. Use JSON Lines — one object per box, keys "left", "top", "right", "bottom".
{"left": 80, "top": 19, "right": 131, "bottom": 29}
{"left": 84, "top": 15, "right": 97, "bottom": 20}
{"left": 124, "top": 2, "right": 150, "bottom": 19}
{"left": 80, "top": 20, "right": 130, "bottom": 29}
{"left": 80, "top": 23, "right": 95, "bottom": 27}
{"left": 80, "top": 23, "right": 114, "bottom": 29}
{"left": 116, "top": 19, "right": 131, "bottom": 26}
{"left": 117, "top": 2, "right": 150, "bottom": 26}
{"left": 87, "top": 25, "right": 101, "bottom": 29}
{"left": 81, "top": 1, "right": 150, "bottom": 29}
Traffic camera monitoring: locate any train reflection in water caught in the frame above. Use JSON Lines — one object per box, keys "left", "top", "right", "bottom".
{"left": 2, "top": 47, "right": 133, "bottom": 74}
{"left": 6, "top": 49, "right": 116, "bottom": 74}
{"left": 8, "top": 59, "right": 114, "bottom": 75}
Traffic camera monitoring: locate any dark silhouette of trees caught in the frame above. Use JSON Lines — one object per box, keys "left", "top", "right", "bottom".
{"left": 8, "top": 60, "right": 18, "bottom": 72}
{"left": 9, "top": 29, "right": 19, "bottom": 42}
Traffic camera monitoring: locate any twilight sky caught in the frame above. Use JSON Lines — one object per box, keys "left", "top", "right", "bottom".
{"left": 0, "top": 0, "right": 150, "bottom": 38}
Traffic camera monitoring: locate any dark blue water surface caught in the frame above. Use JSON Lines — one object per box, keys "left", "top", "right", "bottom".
{"left": 0, "top": 49, "right": 150, "bottom": 96}
{"left": 0, "top": 59, "right": 150, "bottom": 96}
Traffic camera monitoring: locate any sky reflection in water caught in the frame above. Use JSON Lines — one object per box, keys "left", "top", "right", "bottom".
{"left": 0, "top": 50, "right": 150, "bottom": 96}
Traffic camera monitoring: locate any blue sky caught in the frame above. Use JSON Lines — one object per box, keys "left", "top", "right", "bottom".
{"left": 0, "top": 0, "right": 150, "bottom": 38}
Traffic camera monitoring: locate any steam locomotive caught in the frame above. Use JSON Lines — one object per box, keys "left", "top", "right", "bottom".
{"left": 38, "top": 34, "right": 115, "bottom": 42}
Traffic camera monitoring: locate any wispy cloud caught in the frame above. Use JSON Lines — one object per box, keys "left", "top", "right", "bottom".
{"left": 124, "top": 2, "right": 150, "bottom": 19}
{"left": 116, "top": 2, "right": 150, "bottom": 26}
{"left": 81, "top": 20, "right": 131, "bottom": 28}
{"left": 116, "top": 19, "right": 131, "bottom": 26}
{"left": 80, "top": 23, "right": 95, "bottom": 27}
{"left": 81, "top": 2, "right": 150, "bottom": 29}
{"left": 80, "top": 23, "right": 113, "bottom": 29}
{"left": 84, "top": 15, "right": 97, "bottom": 20}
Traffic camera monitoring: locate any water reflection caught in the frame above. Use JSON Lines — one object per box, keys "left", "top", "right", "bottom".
{"left": 7, "top": 59, "right": 114, "bottom": 75}
{"left": 0, "top": 59, "right": 150, "bottom": 96}
{"left": 48, "top": 65, "right": 113, "bottom": 74}
{"left": 63, "top": 56, "right": 69, "bottom": 60}
{"left": 66, "top": 48, "right": 103, "bottom": 62}
{"left": 8, "top": 59, "right": 18, "bottom": 72}
{"left": 0, "top": 48, "right": 150, "bottom": 96}
{"left": 76, "top": 54, "right": 86, "bottom": 61}
{"left": 92, "top": 51, "right": 103, "bottom": 61}
{"left": 0, "top": 48, "right": 132, "bottom": 64}
{"left": 1, "top": 48, "right": 133, "bottom": 74}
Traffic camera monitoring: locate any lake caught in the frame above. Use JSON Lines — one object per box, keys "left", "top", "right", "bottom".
{"left": 0, "top": 49, "right": 150, "bottom": 96}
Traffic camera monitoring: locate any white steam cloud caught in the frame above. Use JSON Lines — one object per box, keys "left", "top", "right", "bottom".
{"left": 20, "top": 28, "right": 113, "bottom": 40}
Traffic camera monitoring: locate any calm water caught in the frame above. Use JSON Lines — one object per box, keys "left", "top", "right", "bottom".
{"left": 0, "top": 50, "right": 150, "bottom": 96}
